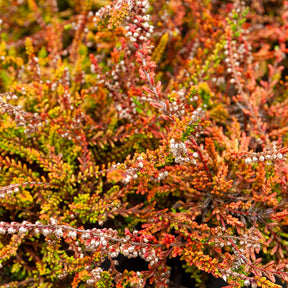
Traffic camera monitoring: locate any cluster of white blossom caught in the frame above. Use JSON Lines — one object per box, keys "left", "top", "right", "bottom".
{"left": 190, "top": 106, "right": 205, "bottom": 124}
{"left": 120, "top": 243, "right": 138, "bottom": 258}
{"left": 71, "top": 14, "right": 85, "bottom": 31}
{"left": 166, "top": 89, "right": 188, "bottom": 118}
{"left": 86, "top": 267, "right": 103, "bottom": 285}
{"left": 116, "top": 99, "right": 141, "bottom": 120}
{"left": 224, "top": 39, "right": 245, "bottom": 85}
{"left": 4, "top": 92, "right": 18, "bottom": 101}
{"left": 211, "top": 76, "right": 225, "bottom": 87}
{"left": 63, "top": 67, "right": 71, "bottom": 87}
{"left": 0, "top": 185, "right": 19, "bottom": 198}
{"left": 93, "top": 0, "right": 134, "bottom": 27}
{"left": 224, "top": 4, "right": 253, "bottom": 87}
{"left": 125, "top": 0, "right": 153, "bottom": 44}
{"left": 189, "top": 39, "right": 200, "bottom": 59}
{"left": 214, "top": 226, "right": 263, "bottom": 286}
{"left": 244, "top": 150, "right": 285, "bottom": 165}
{"left": 26, "top": 56, "right": 41, "bottom": 80}
{"left": 112, "top": 60, "right": 127, "bottom": 79}
{"left": 120, "top": 157, "right": 146, "bottom": 184}
{"left": 169, "top": 139, "right": 190, "bottom": 164}
{"left": 152, "top": 170, "right": 169, "bottom": 182}
{"left": 122, "top": 166, "right": 139, "bottom": 184}
{"left": 139, "top": 93, "right": 153, "bottom": 102}
{"left": 0, "top": 182, "right": 48, "bottom": 199}
{"left": 0, "top": 94, "right": 43, "bottom": 135}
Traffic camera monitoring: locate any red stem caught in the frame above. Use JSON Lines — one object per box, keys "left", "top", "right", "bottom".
{"left": 189, "top": 137, "right": 213, "bottom": 179}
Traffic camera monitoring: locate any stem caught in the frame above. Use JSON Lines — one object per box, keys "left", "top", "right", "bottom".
{"left": 189, "top": 137, "right": 213, "bottom": 179}
{"left": 227, "top": 32, "right": 271, "bottom": 149}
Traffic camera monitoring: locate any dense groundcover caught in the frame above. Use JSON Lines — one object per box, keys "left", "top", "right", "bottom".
{"left": 1, "top": 0, "right": 288, "bottom": 287}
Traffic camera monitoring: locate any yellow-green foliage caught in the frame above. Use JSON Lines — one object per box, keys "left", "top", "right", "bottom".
{"left": 151, "top": 32, "right": 169, "bottom": 63}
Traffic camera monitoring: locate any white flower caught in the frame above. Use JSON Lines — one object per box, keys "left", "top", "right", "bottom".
{"left": 101, "top": 239, "right": 107, "bottom": 247}
{"left": 43, "top": 228, "right": 51, "bottom": 236}
{"left": 244, "top": 279, "right": 250, "bottom": 286}
{"left": 252, "top": 156, "right": 258, "bottom": 162}
{"left": 55, "top": 228, "right": 63, "bottom": 238}
{"left": 265, "top": 155, "right": 271, "bottom": 160}
{"left": 122, "top": 174, "right": 132, "bottom": 184}
{"left": 49, "top": 217, "right": 57, "bottom": 225}
{"left": 19, "top": 226, "right": 28, "bottom": 235}
{"left": 259, "top": 156, "right": 265, "bottom": 162}
{"left": 34, "top": 227, "right": 40, "bottom": 235}
{"left": 68, "top": 230, "right": 77, "bottom": 239}
{"left": 128, "top": 246, "right": 134, "bottom": 253}
{"left": 86, "top": 279, "right": 96, "bottom": 285}
{"left": 81, "top": 232, "right": 90, "bottom": 239}
{"left": 245, "top": 157, "right": 251, "bottom": 164}
{"left": 8, "top": 227, "right": 16, "bottom": 234}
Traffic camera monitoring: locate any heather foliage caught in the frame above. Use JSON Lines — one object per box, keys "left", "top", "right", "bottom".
{"left": 1, "top": 0, "right": 288, "bottom": 287}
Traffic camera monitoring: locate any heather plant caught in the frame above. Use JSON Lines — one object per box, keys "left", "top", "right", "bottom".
{"left": 1, "top": 0, "right": 288, "bottom": 287}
